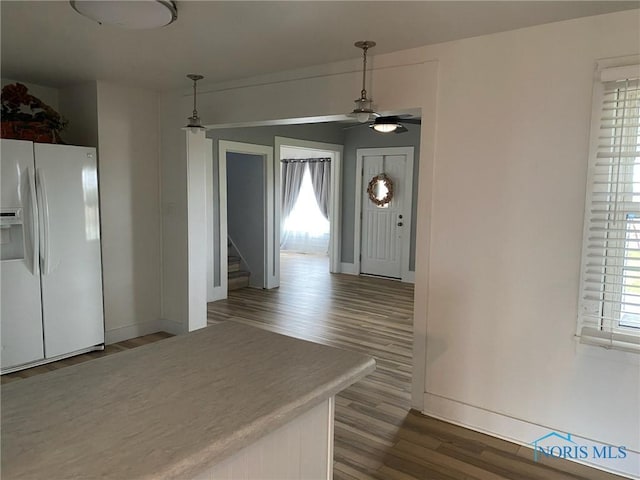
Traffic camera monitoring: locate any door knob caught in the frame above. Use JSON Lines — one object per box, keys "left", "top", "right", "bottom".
{"left": 397, "top": 222, "right": 403, "bottom": 227}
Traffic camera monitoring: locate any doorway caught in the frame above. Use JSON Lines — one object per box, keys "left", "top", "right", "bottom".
{"left": 226, "top": 151, "right": 265, "bottom": 289}
{"left": 212, "top": 140, "right": 274, "bottom": 301}
{"left": 274, "top": 137, "right": 343, "bottom": 286}
{"left": 355, "top": 147, "right": 414, "bottom": 282}
{"left": 201, "top": 117, "right": 423, "bottom": 411}
{"left": 280, "top": 147, "right": 331, "bottom": 248}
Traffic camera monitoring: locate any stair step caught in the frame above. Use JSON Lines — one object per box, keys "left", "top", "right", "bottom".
{"left": 228, "top": 270, "right": 250, "bottom": 291}
{"left": 228, "top": 256, "right": 241, "bottom": 273}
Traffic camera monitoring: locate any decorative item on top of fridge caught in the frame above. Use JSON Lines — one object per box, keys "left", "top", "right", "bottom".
{"left": 1, "top": 83, "right": 67, "bottom": 144}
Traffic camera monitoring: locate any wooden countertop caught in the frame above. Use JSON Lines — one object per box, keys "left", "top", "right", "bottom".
{"left": 1, "top": 322, "right": 375, "bottom": 479}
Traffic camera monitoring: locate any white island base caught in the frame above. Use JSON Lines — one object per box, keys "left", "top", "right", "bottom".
{"left": 199, "top": 398, "right": 334, "bottom": 480}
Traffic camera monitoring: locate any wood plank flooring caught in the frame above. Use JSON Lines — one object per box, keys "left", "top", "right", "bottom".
{"left": 2, "top": 253, "right": 625, "bottom": 479}
{"left": 208, "top": 252, "right": 625, "bottom": 480}
{"left": 0, "top": 332, "right": 173, "bottom": 384}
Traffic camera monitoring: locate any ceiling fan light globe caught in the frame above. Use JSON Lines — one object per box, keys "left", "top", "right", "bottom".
{"left": 372, "top": 123, "right": 399, "bottom": 133}
{"left": 355, "top": 112, "right": 372, "bottom": 123}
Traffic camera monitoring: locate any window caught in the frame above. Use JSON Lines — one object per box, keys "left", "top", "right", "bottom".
{"left": 282, "top": 166, "right": 330, "bottom": 254}
{"left": 578, "top": 61, "right": 640, "bottom": 352}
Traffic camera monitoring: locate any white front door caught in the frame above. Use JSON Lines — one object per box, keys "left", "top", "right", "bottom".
{"left": 359, "top": 151, "right": 409, "bottom": 279}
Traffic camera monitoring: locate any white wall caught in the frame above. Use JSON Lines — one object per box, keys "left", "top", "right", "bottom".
{"left": 96, "top": 82, "right": 163, "bottom": 342}
{"left": 59, "top": 82, "right": 98, "bottom": 148}
{"left": 158, "top": 94, "right": 190, "bottom": 333}
{"left": 159, "top": 9, "right": 639, "bottom": 477}
{"left": 186, "top": 130, "right": 208, "bottom": 332}
{"left": 422, "top": 11, "right": 640, "bottom": 477}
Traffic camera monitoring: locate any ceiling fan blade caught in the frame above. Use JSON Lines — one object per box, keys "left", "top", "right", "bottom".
{"left": 342, "top": 123, "right": 368, "bottom": 130}
{"left": 375, "top": 115, "right": 421, "bottom": 124}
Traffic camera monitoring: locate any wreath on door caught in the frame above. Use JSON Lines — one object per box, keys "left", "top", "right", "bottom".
{"left": 366, "top": 173, "right": 394, "bottom": 207}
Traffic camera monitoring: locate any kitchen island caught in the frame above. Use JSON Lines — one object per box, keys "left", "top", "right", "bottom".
{"left": 1, "top": 322, "right": 375, "bottom": 479}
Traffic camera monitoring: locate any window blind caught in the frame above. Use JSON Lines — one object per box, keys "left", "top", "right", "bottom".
{"left": 579, "top": 65, "right": 640, "bottom": 352}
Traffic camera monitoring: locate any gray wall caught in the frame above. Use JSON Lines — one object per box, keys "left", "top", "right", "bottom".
{"left": 342, "top": 123, "right": 421, "bottom": 270}
{"left": 226, "top": 152, "right": 265, "bottom": 288}
{"left": 209, "top": 121, "right": 420, "bottom": 272}
{"left": 209, "top": 122, "right": 345, "bottom": 284}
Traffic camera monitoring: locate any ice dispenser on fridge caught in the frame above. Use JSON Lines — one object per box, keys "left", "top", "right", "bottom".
{"left": 0, "top": 208, "right": 25, "bottom": 261}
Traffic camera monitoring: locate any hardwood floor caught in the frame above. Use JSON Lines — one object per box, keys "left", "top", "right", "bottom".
{"left": 0, "top": 332, "right": 173, "bottom": 384}
{"left": 2, "top": 253, "right": 625, "bottom": 479}
{"left": 208, "top": 252, "right": 624, "bottom": 480}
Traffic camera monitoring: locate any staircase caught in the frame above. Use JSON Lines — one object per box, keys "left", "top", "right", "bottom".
{"left": 228, "top": 255, "right": 250, "bottom": 291}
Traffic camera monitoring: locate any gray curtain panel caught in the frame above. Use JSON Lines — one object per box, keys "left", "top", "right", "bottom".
{"left": 280, "top": 161, "right": 306, "bottom": 247}
{"left": 308, "top": 161, "right": 331, "bottom": 221}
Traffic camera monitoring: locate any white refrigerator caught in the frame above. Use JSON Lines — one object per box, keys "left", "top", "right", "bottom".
{"left": 1, "top": 139, "right": 104, "bottom": 373}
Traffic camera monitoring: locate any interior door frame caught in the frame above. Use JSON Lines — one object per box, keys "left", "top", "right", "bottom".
{"left": 274, "top": 137, "right": 343, "bottom": 281}
{"left": 355, "top": 146, "right": 415, "bottom": 283}
{"left": 217, "top": 140, "right": 275, "bottom": 299}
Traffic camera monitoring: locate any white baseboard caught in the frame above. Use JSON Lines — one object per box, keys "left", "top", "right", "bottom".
{"left": 423, "top": 392, "right": 639, "bottom": 479}
{"left": 340, "top": 262, "right": 358, "bottom": 275}
{"left": 158, "top": 318, "right": 185, "bottom": 336}
{"left": 341, "top": 263, "right": 415, "bottom": 283}
{"left": 105, "top": 319, "right": 184, "bottom": 344}
{"left": 208, "top": 285, "right": 227, "bottom": 303}
{"left": 105, "top": 320, "right": 163, "bottom": 344}
{"left": 403, "top": 271, "right": 415, "bottom": 284}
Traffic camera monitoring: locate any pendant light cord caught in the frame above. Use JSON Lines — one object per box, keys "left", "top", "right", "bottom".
{"left": 192, "top": 79, "right": 198, "bottom": 118}
{"left": 361, "top": 45, "right": 369, "bottom": 101}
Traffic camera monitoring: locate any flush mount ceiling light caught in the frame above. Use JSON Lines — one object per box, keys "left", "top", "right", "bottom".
{"left": 185, "top": 74, "right": 205, "bottom": 132}
{"left": 70, "top": 1, "right": 177, "bottom": 29}
{"left": 350, "top": 41, "right": 378, "bottom": 123}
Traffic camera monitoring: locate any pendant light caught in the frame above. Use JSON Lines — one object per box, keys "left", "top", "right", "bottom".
{"left": 351, "top": 41, "right": 377, "bottom": 123}
{"left": 185, "top": 74, "right": 205, "bottom": 132}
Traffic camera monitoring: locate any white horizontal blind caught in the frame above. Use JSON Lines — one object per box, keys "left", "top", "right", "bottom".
{"left": 579, "top": 67, "right": 640, "bottom": 351}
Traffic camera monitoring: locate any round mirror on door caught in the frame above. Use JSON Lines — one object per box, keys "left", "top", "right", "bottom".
{"left": 367, "top": 173, "right": 394, "bottom": 207}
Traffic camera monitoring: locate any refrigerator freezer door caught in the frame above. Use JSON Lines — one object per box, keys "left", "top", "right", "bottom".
{"left": 0, "top": 140, "right": 44, "bottom": 370}
{"left": 34, "top": 144, "right": 104, "bottom": 358}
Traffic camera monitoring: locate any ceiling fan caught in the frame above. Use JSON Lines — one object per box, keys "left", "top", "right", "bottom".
{"left": 369, "top": 115, "right": 421, "bottom": 134}
{"left": 343, "top": 114, "right": 421, "bottom": 134}
{"left": 347, "top": 41, "right": 420, "bottom": 134}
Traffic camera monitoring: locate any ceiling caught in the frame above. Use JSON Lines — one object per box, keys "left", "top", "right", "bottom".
{"left": 2, "top": 1, "right": 638, "bottom": 91}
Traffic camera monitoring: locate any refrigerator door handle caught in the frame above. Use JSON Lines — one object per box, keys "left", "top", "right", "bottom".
{"left": 26, "top": 167, "right": 39, "bottom": 275}
{"left": 36, "top": 168, "right": 51, "bottom": 276}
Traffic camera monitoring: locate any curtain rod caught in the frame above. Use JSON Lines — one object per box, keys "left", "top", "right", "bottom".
{"left": 281, "top": 157, "right": 331, "bottom": 163}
